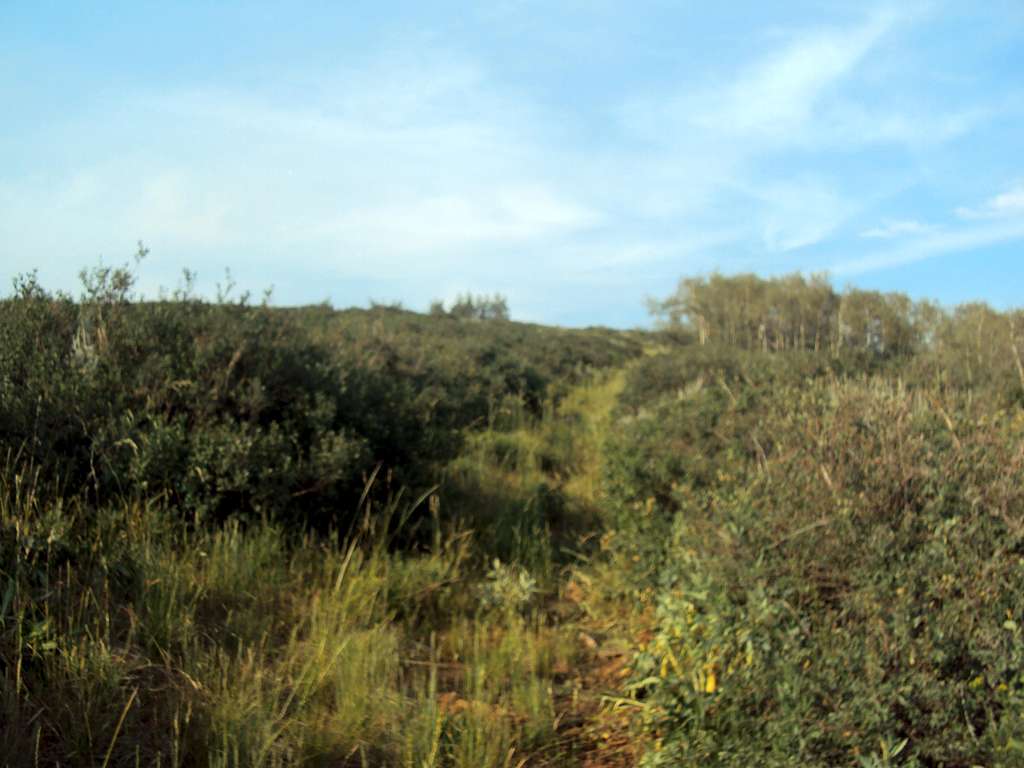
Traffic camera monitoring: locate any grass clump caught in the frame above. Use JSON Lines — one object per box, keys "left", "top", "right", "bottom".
{"left": 0, "top": 469, "right": 594, "bottom": 766}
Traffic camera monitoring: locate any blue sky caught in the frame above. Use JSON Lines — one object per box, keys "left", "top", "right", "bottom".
{"left": 2, "top": 1, "right": 1022, "bottom": 327}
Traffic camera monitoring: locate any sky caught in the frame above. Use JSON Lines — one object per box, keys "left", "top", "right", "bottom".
{"left": 2, "top": 1, "right": 1023, "bottom": 327}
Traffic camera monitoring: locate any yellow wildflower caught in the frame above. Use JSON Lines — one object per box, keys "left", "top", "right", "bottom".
{"left": 705, "top": 670, "right": 717, "bottom": 694}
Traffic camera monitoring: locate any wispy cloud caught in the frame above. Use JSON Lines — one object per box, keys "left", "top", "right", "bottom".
{"left": 752, "top": 178, "right": 853, "bottom": 251}
{"left": 818, "top": 102, "right": 984, "bottom": 149}
{"left": 617, "top": 11, "right": 901, "bottom": 149}
{"left": 838, "top": 185, "right": 1024, "bottom": 275}
{"left": 836, "top": 218, "right": 1024, "bottom": 275}
{"left": 695, "top": 9, "right": 898, "bottom": 144}
{"left": 0, "top": 2, "right": 1017, "bottom": 324}
{"left": 860, "top": 219, "right": 935, "bottom": 239}
{"left": 630, "top": 6, "right": 973, "bottom": 155}
{"left": 313, "top": 185, "right": 600, "bottom": 259}
{"left": 1, "top": 56, "right": 605, "bottom": 285}
{"left": 611, "top": 6, "right": 968, "bottom": 256}
{"left": 956, "top": 184, "right": 1024, "bottom": 220}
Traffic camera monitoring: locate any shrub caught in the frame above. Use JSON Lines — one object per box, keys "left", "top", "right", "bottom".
{"left": 625, "top": 377, "right": 1024, "bottom": 766}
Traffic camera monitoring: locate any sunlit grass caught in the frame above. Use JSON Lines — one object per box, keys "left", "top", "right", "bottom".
{"left": 0, "top": 366, "right": 629, "bottom": 767}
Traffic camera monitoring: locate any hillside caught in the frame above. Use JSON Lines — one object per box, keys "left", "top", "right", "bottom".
{"left": 2, "top": 265, "right": 1024, "bottom": 766}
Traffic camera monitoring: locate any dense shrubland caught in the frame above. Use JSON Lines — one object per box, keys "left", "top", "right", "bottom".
{"left": 0, "top": 257, "right": 641, "bottom": 766}
{"left": 610, "top": 273, "right": 1024, "bottom": 766}
{"left": 3, "top": 261, "right": 1023, "bottom": 766}
{"left": 0, "top": 257, "right": 640, "bottom": 531}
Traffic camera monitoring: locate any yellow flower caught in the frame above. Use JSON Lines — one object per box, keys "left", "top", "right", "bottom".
{"left": 660, "top": 649, "right": 681, "bottom": 678}
{"left": 705, "top": 670, "right": 717, "bottom": 694}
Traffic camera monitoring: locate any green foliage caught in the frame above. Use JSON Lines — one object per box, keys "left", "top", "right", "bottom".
{"left": 652, "top": 272, "right": 838, "bottom": 352}
{"left": 613, "top": 351, "right": 1024, "bottom": 765}
{"left": 652, "top": 272, "right": 1024, "bottom": 395}
{"left": 10, "top": 256, "right": 1024, "bottom": 767}
{"left": 478, "top": 558, "right": 539, "bottom": 615}
{"left": 439, "top": 292, "right": 510, "bottom": 321}
{"left": 0, "top": 460, "right": 587, "bottom": 767}
{"left": 0, "top": 261, "right": 640, "bottom": 532}
{"left": 0, "top": 257, "right": 638, "bottom": 766}
{"left": 315, "top": 303, "right": 642, "bottom": 426}
{"left": 1, "top": 273, "right": 367, "bottom": 527}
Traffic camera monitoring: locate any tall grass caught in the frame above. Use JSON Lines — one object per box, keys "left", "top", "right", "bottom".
{"left": 0, "top": 369, "right": 631, "bottom": 767}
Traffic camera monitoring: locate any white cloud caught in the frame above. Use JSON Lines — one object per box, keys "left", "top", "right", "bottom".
{"left": 549, "top": 228, "right": 739, "bottom": 280}
{"left": 628, "top": 6, "right": 981, "bottom": 161}
{"left": 837, "top": 219, "right": 1024, "bottom": 276}
{"left": 752, "top": 178, "right": 852, "bottom": 251}
{"left": 611, "top": 8, "right": 948, "bottom": 251}
{"left": 0, "top": 5, "right": 1009, "bottom": 324}
{"left": 314, "top": 185, "right": 600, "bottom": 257}
{"left": 0, "top": 56, "right": 608, "bottom": 288}
{"left": 837, "top": 183, "right": 1024, "bottom": 275}
{"left": 128, "top": 171, "right": 236, "bottom": 247}
{"left": 617, "top": 14, "right": 895, "bottom": 150}
{"left": 819, "top": 102, "right": 983, "bottom": 148}
{"left": 956, "top": 185, "right": 1024, "bottom": 220}
{"left": 700, "top": 10, "right": 897, "bottom": 143}
{"left": 860, "top": 219, "right": 934, "bottom": 239}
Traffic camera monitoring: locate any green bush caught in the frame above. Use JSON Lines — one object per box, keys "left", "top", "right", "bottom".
{"left": 0, "top": 275, "right": 371, "bottom": 527}
{"left": 624, "top": 376, "right": 1024, "bottom": 766}
{"left": 1, "top": 260, "right": 641, "bottom": 534}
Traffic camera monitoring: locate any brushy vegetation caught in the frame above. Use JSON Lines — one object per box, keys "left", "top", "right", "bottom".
{"left": 0, "top": 256, "right": 642, "bottom": 767}
{"left": 606, "top": 273, "right": 1024, "bottom": 766}
{"left": 0, "top": 253, "right": 641, "bottom": 530}
{"left": 3, "top": 260, "right": 1024, "bottom": 766}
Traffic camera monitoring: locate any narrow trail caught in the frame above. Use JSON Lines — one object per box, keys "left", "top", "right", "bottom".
{"left": 529, "top": 367, "right": 644, "bottom": 768}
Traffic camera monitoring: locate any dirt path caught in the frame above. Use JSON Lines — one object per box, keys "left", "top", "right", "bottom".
{"left": 531, "top": 368, "right": 645, "bottom": 768}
